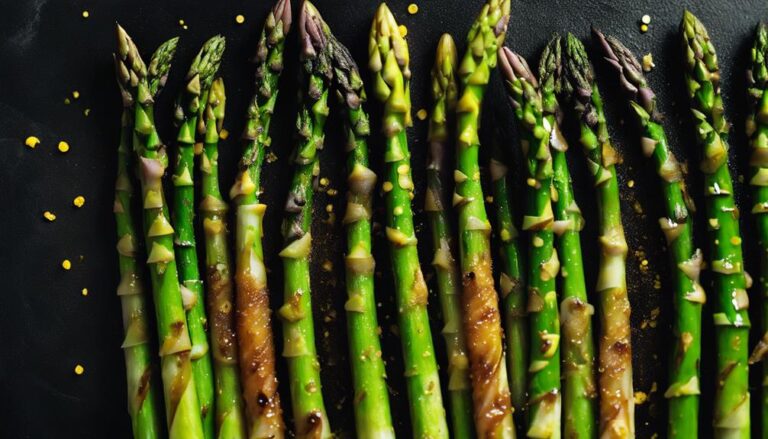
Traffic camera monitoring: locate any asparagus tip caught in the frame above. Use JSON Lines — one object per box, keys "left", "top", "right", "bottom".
{"left": 300, "top": 0, "right": 329, "bottom": 57}
{"left": 498, "top": 46, "right": 538, "bottom": 87}
{"left": 274, "top": 0, "right": 293, "bottom": 33}
{"left": 436, "top": 33, "right": 457, "bottom": 67}
{"left": 147, "top": 36, "right": 180, "bottom": 97}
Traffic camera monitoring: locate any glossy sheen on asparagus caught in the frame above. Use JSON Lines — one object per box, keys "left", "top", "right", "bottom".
{"left": 560, "top": 34, "right": 634, "bottom": 438}
{"left": 747, "top": 22, "right": 768, "bottom": 439}
{"left": 489, "top": 132, "right": 528, "bottom": 427}
{"left": 328, "top": 20, "right": 395, "bottom": 439}
{"left": 199, "top": 78, "right": 248, "bottom": 438}
{"left": 116, "top": 25, "right": 205, "bottom": 439}
{"left": 368, "top": 4, "right": 448, "bottom": 437}
{"left": 454, "top": 1, "right": 516, "bottom": 436}
{"left": 172, "top": 35, "right": 226, "bottom": 438}
{"left": 229, "top": 0, "right": 290, "bottom": 436}
{"left": 112, "top": 35, "right": 173, "bottom": 439}
{"left": 499, "top": 48, "right": 562, "bottom": 439}
{"left": 593, "top": 29, "right": 704, "bottom": 439}
{"left": 426, "top": 33, "right": 476, "bottom": 438}
{"left": 539, "top": 35, "right": 597, "bottom": 439}
{"left": 277, "top": 3, "right": 332, "bottom": 437}
{"left": 681, "top": 11, "right": 751, "bottom": 437}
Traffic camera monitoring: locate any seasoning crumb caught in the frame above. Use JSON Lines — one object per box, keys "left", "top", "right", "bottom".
{"left": 485, "top": 195, "right": 493, "bottom": 203}
{"left": 219, "top": 129, "right": 229, "bottom": 140}
{"left": 642, "top": 53, "right": 655, "bottom": 72}
{"left": 266, "top": 152, "right": 278, "bottom": 163}
{"left": 81, "top": 288, "right": 89, "bottom": 296}
{"left": 327, "top": 188, "right": 338, "bottom": 197}
{"left": 641, "top": 14, "right": 651, "bottom": 24}
{"left": 640, "top": 24, "right": 649, "bottom": 33}
{"left": 58, "top": 141, "right": 70, "bottom": 153}
{"left": 235, "top": 14, "right": 245, "bottom": 24}
{"left": 72, "top": 90, "right": 80, "bottom": 100}
{"left": 183, "top": 25, "right": 189, "bottom": 30}
{"left": 84, "top": 108, "right": 91, "bottom": 117}
{"left": 319, "top": 177, "right": 330, "bottom": 187}
{"left": 416, "top": 108, "right": 428, "bottom": 120}
{"left": 398, "top": 24, "right": 408, "bottom": 37}
{"left": 82, "top": 10, "right": 90, "bottom": 19}
{"left": 25, "top": 136, "right": 40, "bottom": 149}
{"left": 62, "top": 259, "right": 72, "bottom": 270}
{"left": 178, "top": 19, "right": 185, "bottom": 26}
{"left": 634, "top": 391, "right": 648, "bottom": 405}
{"left": 74, "top": 364, "right": 85, "bottom": 375}
{"left": 325, "top": 204, "right": 333, "bottom": 213}
{"left": 64, "top": 98, "right": 71, "bottom": 105}
{"left": 627, "top": 179, "right": 635, "bottom": 188}
{"left": 43, "top": 211, "right": 57, "bottom": 222}
{"left": 322, "top": 260, "right": 333, "bottom": 272}
{"left": 407, "top": 3, "right": 419, "bottom": 14}
{"left": 73, "top": 196, "right": 85, "bottom": 208}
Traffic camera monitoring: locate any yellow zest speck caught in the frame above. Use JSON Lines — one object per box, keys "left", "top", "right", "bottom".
{"left": 235, "top": 14, "right": 245, "bottom": 24}
{"left": 641, "top": 14, "right": 651, "bottom": 24}
{"left": 730, "top": 236, "right": 742, "bottom": 245}
{"left": 642, "top": 53, "right": 655, "bottom": 72}
{"left": 82, "top": 10, "right": 89, "bottom": 19}
{"left": 382, "top": 181, "right": 393, "bottom": 192}
{"left": 179, "top": 19, "right": 185, "bottom": 25}
{"left": 219, "top": 129, "right": 229, "bottom": 140}
{"left": 64, "top": 98, "right": 71, "bottom": 105}
{"left": 72, "top": 90, "right": 80, "bottom": 99}
{"left": 73, "top": 196, "right": 85, "bottom": 208}
{"left": 84, "top": 108, "right": 91, "bottom": 117}
{"left": 641, "top": 259, "right": 648, "bottom": 266}
{"left": 325, "top": 204, "right": 333, "bottom": 213}
{"left": 327, "top": 188, "right": 338, "bottom": 197}
{"left": 62, "top": 259, "right": 72, "bottom": 270}
{"left": 58, "top": 141, "right": 70, "bottom": 153}
{"left": 634, "top": 391, "right": 647, "bottom": 405}
{"left": 408, "top": 3, "right": 419, "bottom": 14}
{"left": 319, "top": 177, "right": 329, "bottom": 187}
{"left": 81, "top": 288, "right": 89, "bottom": 296}
{"left": 74, "top": 364, "right": 85, "bottom": 375}
{"left": 25, "top": 136, "right": 40, "bottom": 149}
{"left": 398, "top": 25, "right": 408, "bottom": 37}
{"left": 416, "top": 108, "right": 428, "bottom": 120}
{"left": 640, "top": 24, "right": 649, "bottom": 33}
{"left": 627, "top": 180, "right": 635, "bottom": 188}
{"left": 43, "top": 211, "right": 57, "bottom": 222}
{"left": 183, "top": 25, "right": 189, "bottom": 30}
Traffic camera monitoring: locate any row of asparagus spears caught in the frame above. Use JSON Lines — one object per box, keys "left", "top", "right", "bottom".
{"left": 111, "top": 0, "right": 768, "bottom": 437}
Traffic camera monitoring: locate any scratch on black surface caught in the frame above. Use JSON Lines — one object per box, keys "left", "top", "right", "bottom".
{"left": 7, "top": 0, "right": 47, "bottom": 50}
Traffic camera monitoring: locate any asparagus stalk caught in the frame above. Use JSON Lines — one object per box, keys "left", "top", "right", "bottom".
{"left": 539, "top": 35, "right": 597, "bottom": 439}
{"left": 499, "top": 48, "right": 562, "bottom": 439}
{"left": 453, "top": 1, "right": 516, "bottom": 436}
{"left": 747, "top": 22, "right": 768, "bottom": 439}
{"left": 368, "top": 5, "right": 449, "bottom": 437}
{"left": 593, "top": 29, "right": 705, "bottom": 439}
{"left": 111, "top": 36, "right": 175, "bottom": 439}
{"left": 115, "top": 25, "right": 206, "bottom": 439}
{"left": 171, "top": 35, "right": 226, "bottom": 438}
{"left": 198, "top": 78, "right": 248, "bottom": 438}
{"left": 680, "top": 11, "right": 751, "bottom": 437}
{"left": 328, "top": 23, "right": 395, "bottom": 439}
{"left": 560, "top": 33, "right": 634, "bottom": 438}
{"left": 229, "top": 1, "right": 291, "bottom": 436}
{"left": 277, "top": 3, "right": 332, "bottom": 437}
{"left": 427, "top": 33, "right": 476, "bottom": 438}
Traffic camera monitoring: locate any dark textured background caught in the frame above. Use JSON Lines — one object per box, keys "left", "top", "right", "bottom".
{"left": 1, "top": 0, "right": 767, "bottom": 437}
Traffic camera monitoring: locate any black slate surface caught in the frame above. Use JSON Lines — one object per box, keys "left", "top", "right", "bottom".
{"left": 1, "top": 0, "right": 767, "bottom": 437}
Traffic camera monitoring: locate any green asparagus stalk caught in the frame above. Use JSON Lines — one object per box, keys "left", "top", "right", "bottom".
{"left": 680, "top": 11, "right": 751, "bottom": 438}
{"left": 198, "top": 78, "right": 248, "bottom": 438}
{"left": 499, "top": 48, "right": 562, "bottom": 439}
{"left": 426, "top": 33, "right": 476, "bottom": 438}
{"left": 171, "top": 35, "right": 226, "bottom": 438}
{"left": 229, "top": 1, "right": 290, "bottom": 436}
{"left": 112, "top": 35, "right": 175, "bottom": 439}
{"left": 747, "top": 22, "right": 768, "bottom": 439}
{"left": 368, "top": 4, "right": 449, "bottom": 437}
{"left": 453, "top": 0, "right": 516, "bottom": 436}
{"left": 539, "top": 35, "right": 597, "bottom": 439}
{"left": 560, "top": 33, "right": 634, "bottom": 438}
{"left": 328, "top": 23, "right": 395, "bottom": 439}
{"left": 593, "top": 29, "right": 705, "bottom": 439}
{"left": 116, "top": 24, "right": 206, "bottom": 439}
{"left": 277, "top": 3, "right": 332, "bottom": 437}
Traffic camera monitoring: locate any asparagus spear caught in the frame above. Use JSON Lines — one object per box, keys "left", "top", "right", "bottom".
{"left": 539, "top": 35, "right": 597, "bottom": 439}
{"left": 453, "top": 0, "right": 516, "bottom": 436}
{"left": 747, "top": 22, "right": 768, "bottom": 439}
{"left": 593, "top": 29, "right": 705, "bottom": 439}
{"left": 328, "top": 23, "right": 395, "bottom": 439}
{"left": 560, "top": 33, "right": 634, "bottom": 438}
{"left": 426, "top": 33, "right": 476, "bottom": 438}
{"left": 198, "top": 78, "right": 248, "bottom": 438}
{"left": 229, "top": 1, "right": 290, "bottom": 436}
{"left": 115, "top": 24, "right": 206, "bottom": 439}
{"left": 368, "top": 4, "right": 449, "bottom": 437}
{"left": 680, "top": 11, "right": 751, "bottom": 437}
{"left": 499, "top": 48, "right": 562, "bottom": 439}
{"left": 277, "top": 3, "right": 332, "bottom": 437}
{"left": 171, "top": 35, "right": 226, "bottom": 438}
{"left": 111, "top": 36, "right": 175, "bottom": 439}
